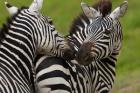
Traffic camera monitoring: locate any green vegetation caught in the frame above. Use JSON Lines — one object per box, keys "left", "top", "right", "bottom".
{"left": 0, "top": 0, "right": 140, "bottom": 92}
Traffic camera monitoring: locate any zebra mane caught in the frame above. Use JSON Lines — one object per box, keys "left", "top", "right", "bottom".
{"left": 69, "top": 13, "right": 89, "bottom": 36}
{"left": 69, "top": 0, "right": 112, "bottom": 35}
{"left": 0, "top": 7, "right": 28, "bottom": 43}
{"left": 93, "top": 0, "right": 112, "bottom": 17}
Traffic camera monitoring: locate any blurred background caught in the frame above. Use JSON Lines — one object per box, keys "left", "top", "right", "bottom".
{"left": 0, "top": 0, "right": 140, "bottom": 92}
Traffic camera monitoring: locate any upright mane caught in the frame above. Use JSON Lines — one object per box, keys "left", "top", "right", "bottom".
{"left": 0, "top": 7, "right": 28, "bottom": 43}
{"left": 93, "top": 0, "right": 112, "bottom": 17}
{"left": 69, "top": 0, "right": 112, "bottom": 35}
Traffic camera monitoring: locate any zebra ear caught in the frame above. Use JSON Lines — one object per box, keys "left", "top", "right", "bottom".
{"left": 110, "top": 1, "right": 128, "bottom": 20}
{"left": 5, "top": 2, "right": 18, "bottom": 15}
{"left": 81, "top": 2, "right": 101, "bottom": 19}
{"left": 29, "top": 0, "right": 43, "bottom": 12}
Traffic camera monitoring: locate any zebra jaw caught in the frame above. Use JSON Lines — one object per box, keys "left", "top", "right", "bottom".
{"left": 63, "top": 48, "right": 75, "bottom": 61}
{"left": 60, "top": 40, "right": 75, "bottom": 61}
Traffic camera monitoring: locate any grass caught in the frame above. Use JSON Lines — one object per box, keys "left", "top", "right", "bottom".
{"left": 112, "top": 28, "right": 140, "bottom": 93}
{"left": 111, "top": 69, "right": 140, "bottom": 93}
{"left": 112, "top": 0, "right": 140, "bottom": 92}
{"left": 0, "top": 0, "right": 140, "bottom": 92}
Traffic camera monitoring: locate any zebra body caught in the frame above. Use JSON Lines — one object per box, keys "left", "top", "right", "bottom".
{"left": 35, "top": 56, "right": 91, "bottom": 93}
{"left": 0, "top": 1, "right": 73, "bottom": 93}
{"left": 35, "top": 56, "right": 115, "bottom": 93}
{"left": 35, "top": 1, "right": 128, "bottom": 93}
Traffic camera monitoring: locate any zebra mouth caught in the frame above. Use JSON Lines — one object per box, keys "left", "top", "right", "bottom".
{"left": 76, "top": 48, "right": 98, "bottom": 66}
{"left": 76, "top": 54, "right": 94, "bottom": 66}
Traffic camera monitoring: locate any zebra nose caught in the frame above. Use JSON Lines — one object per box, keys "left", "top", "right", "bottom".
{"left": 76, "top": 42, "right": 95, "bottom": 65}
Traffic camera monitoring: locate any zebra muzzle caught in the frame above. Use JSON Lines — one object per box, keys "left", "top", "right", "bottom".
{"left": 76, "top": 42, "right": 95, "bottom": 65}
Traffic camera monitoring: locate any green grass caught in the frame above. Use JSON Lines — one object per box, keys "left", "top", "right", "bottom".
{"left": 112, "top": 0, "right": 140, "bottom": 92}
{"left": 0, "top": 0, "right": 140, "bottom": 92}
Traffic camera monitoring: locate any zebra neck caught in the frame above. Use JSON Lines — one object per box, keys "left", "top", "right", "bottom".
{"left": 0, "top": 28, "right": 36, "bottom": 83}
{"left": 88, "top": 53, "right": 118, "bottom": 90}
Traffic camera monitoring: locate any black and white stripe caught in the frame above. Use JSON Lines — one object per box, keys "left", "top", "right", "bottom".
{"left": 0, "top": 1, "right": 73, "bottom": 93}
{"left": 35, "top": 56, "right": 91, "bottom": 93}
{"left": 35, "top": 1, "right": 128, "bottom": 93}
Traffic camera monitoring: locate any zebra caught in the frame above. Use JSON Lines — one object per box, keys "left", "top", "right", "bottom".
{"left": 75, "top": 1, "right": 128, "bottom": 65}
{"left": 0, "top": 0, "right": 74, "bottom": 93}
{"left": 35, "top": 0, "right": 128, "bottom": 93}
{"left": 4, "top": 1, "right": 74, "bottom": 60}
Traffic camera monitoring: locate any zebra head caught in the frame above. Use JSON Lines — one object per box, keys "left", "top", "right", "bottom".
{"left": 5, "top": 1, "right": 53, "bottom": 27}
{"left": 4, "top": 0, "right": 74, "bottom": 60}
{"left": 76, "top": 1, "right": 128, "bottom": 65}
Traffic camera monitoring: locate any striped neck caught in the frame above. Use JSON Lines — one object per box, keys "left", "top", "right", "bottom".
{"left": 0, "top": 8, "right": 38, "bottom": 85}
